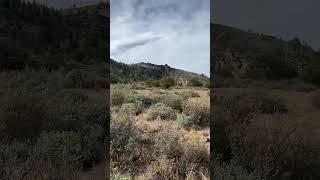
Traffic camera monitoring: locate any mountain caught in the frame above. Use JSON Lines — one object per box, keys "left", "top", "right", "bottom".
{"left": 212, "top": 23, "right": 320, "bottom": 79}
{"left": 110, "top": 59, "right": 209, "bottom": 85}
{"left": 0, "top": 0, "right": 108, "bottom": 70}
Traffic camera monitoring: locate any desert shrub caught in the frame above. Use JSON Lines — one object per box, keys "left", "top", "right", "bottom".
{"left": 111, "top": 167, "right": 132, "bottom": 180}
{"left": 0, "top": 92, "right": 47, "bottom": 139}
{"left": 64, "top": 69, "right": 88, "bottom": 88}
{"left": 155, "top": 128, "right": 183, "bottom": 159}
{"left": 230, "top": 128, "right": 320, "bottom": 180}
{"left": 148, "top": 156, "right": 177, "bottom": 179}
{"left": 125, "top": 95, "right": 153, "bottom": 109}
{"left": 147, "top": 103, "right": 177, "bottom": 121}
{"left": 211, "top": 95, "right": 256, "bottom": 161}
{"left": 177, "top": 113, "right": 192, "bottom": 128}
{"left": 57, "top": 89, "right": 89, "bottom": 103}
{"left": 110, "top": 113, "right": 138, "bottom": 168}
{"left": 180, "top": 90, "right": 200, "bottom": 99}
{"left": 211, "top": 161, "right": 257, "bottom": 180}
{"left": 182, "top": 139, "right": 209, "bottom": 165}
{"left": 111, "top": 89, "right": 126, "bottom": 106}
{"left": 302, "top": 64, "right": 320, "bottom": 86}
{"left": 34, "top": 131, "right": 82, "bottom": 171}
{"left": 119, "top": 102, "right": 143, "bottom": 116}
{"left": 159, "top": 76, "right": 175, "bottom": 89}
{"left": 253, "top": 94, "right": 288, "bottom": 113}
{"left": 245, "top": 48, "right": 298, "bottom": 80}
{"left": 182, "top": 102, "right": 210, "bottom": 128}
{"left": 145, "top": 79, "right": 160, "bottom": 87}
{"left": 135, "top": 95, "right": 154, "bottom": 108}
{"left": 152, "top": 94, "right": 183, "bottom": 111}
{"left": 0, "top": 141, "right": 34, "bottom": 179}
{"left": 187, "top": 77, "right": 203, "bottom": 87}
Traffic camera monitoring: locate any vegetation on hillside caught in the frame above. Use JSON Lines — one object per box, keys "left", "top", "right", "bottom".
{"left": 212, "top": 23, "right": 320, "bottom": 85}
{"left": 0, "top": 0, "right": 108, "bottom": 179}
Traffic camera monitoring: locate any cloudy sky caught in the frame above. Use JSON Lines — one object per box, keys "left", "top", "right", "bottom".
{"left": 111, "top": 0, "right": 210, "bottom": 76}
{"left": 212, "top": 0, "right": 320, "bottom": 50}
{"left": 29, "top": 0, "right": 104, "bottom": 8}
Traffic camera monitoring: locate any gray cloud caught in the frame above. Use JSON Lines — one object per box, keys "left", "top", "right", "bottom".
{"left": 111, "top": 0, "right": 210, "bottom": 76}
{"left": 212, "top": 0, "right": 320, "bottom": 50}
{"left": 112, "top": 35, "right": 162, "bottom": 56}
{"left": 26, "top": 0, "right": 104, "bottom": 8}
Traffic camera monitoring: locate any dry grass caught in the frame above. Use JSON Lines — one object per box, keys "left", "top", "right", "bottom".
{"left": 111, "top": 85, "right": 210, "bottom": 179}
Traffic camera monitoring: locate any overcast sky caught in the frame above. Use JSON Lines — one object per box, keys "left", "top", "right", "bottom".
{"left": 28, "top": 0, "right": 104, "bottom": 8}
{"left": 212, "top": 0, "right": 320, "bottom": 50}
{"left": 111, "top": 0, "right": 210, "bottom": 76}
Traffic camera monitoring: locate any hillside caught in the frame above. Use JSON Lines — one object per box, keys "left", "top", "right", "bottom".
{"left": 110, "top": 59, "right": 209, "bottom": 85}
{"left": 212, "top": 23, "right": 320, "bottom": 81}
{"left": 0, "top": 0, "right": 108, "bottom": 70}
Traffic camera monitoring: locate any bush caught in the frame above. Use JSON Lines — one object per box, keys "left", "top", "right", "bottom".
{"left": 182, "top": 139, "right": 209, "bottom": 164}
{"left": 245, "top": 48, "right": 298, "bottom": 80}
{"left": 153, "top": 94, "right": 183, "bottom": 111}
{"left": 111, "top": 89, "right": 126, "bottom": 106}
{"left": 35, "top": 131, "right": 82, "bottom": 170}
{"left": 187, "top": 77, "right": 203, "bottom": 87}
{"left": 180, "top": 90, "right": 200, "bottom": 99}
{"left": 148, "top": 156, "right": 177, "bottom": 179}
{"left": 145, "top": 79, "right": 160, "bottom": 87}
{"left": 110, "top": 113, "right": 138, "bottom": 167}
{"left": 177, "top": 113, "right": 192, "bottom": 128}
{"left": 111, "top": 167, "right": 132, "bottom": 180}
{"left": 155, "top": 128, "right": 183, "bottom": 159}
{"left": 302, "top": 64, "right": 320, "bottom": 86}
{"left": 159, "top": 76, "right": 175, "bottom": 89}
{"left": 253, "top": 94, "right": 288, "bottom": 113}
{"left": 119, "top": 102, "right": 143, "bottom": 116}
{"left": 64, "top": 69, "right": 88, "bottom": 88}
{"left": 148, "top": 103, "right": 177, "bottom": 121}
{"left": 0, "top": 92, "right": 47, "bottom": 139}
{"left": 182, "top": 102, "right": 210, "bottom": 128}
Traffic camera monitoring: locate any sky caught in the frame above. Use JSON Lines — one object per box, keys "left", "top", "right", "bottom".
{"left": 28, "top": 0, "right": 104, "bottom": 9}
{"left": 212, "top": 0, "right": 320, "bottom": 50}
{"left": 111, "top": 0, "right": 210, "bottom": 76}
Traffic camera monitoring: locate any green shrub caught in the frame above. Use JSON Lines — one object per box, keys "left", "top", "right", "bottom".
{"left": 119, "top": 102, "right": 143, "bottom": 116}
{"left": 110, "top": 112, "right": 137, "bottom": 155}
{"left": 182, "top": 102, "right": 210, "bottom": 128}
{"left": 145, "top": 79, "right": 160, "bottom": 87}
{"left": 177, "top": 113, "right": 191, "bottom": 128}
{"left": 153, "top": 94, "right": 183, "bottom": 111}
{"left": 159, "top": 76, "right": 175, "bottom": 89}
{"left": 148, "top": 103, "right": 177, "bottom": 120}
{"left": 111, "top": 89, "right": 126, "bottom": 106}
{"left": 187, "top": 77, "right": 203, "bottom": 87}
{"left": 111, "top": 113, "right": 139, "bottom": 170}
{"left": 180, "top": 90, "right": 200, "bottom": 99}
